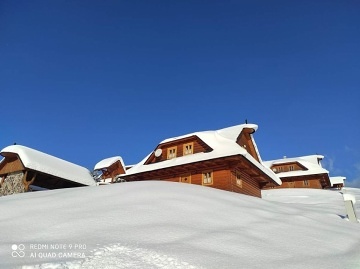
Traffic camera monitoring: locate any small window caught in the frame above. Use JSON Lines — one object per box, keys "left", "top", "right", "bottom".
{"left": 235, "top": 171, "right": 242, "bottom": 188}
{"left": 289, "top": 165, "right": 294, "bottom": 171}
{"left": 183, "top": 143, "right": 193, "bottom": 155}
{"left": 304, "top": 180, "right": 309, "bottom": 186}
{"left": 167, "top": 146, "right": 177, "bottom": 159}
{"left": 180, "top": 174, "right": 191, "bottom": 183}
{"left": 277, "top": 166, "right": 283, "bottom": 172}
{"left": 202, "top": 171, "right": 213, "bottom": 185}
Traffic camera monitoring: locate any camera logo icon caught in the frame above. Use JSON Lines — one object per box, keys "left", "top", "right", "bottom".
{"left": 11, "top": 244, "right": 25, "bottom": 258}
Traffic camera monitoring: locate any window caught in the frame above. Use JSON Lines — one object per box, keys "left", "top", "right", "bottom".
{"left": 235, "top": 171, "right": 242, "bottom": 188}
{"left": 167, "top": 146, "right": 177, "bottom": 159}
{"left": 277, "top": 166, "right": 283, "bottom": 172}
{"left": 183, "top": 143, "right": 193, "bottom": 155}
{"left": 180, "top": 174, "right": 191, "bottom": 183}
{"left": 202, "top": 171, "right": 213, "bottom": 185}
{"left": 304, "top": 180, "right": 309, "bottom": 186}
{"left": 289, "top": 165, "right": 294, "bottom": 171}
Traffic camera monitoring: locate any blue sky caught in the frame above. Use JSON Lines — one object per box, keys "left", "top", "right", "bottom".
{"left": 1, "top": 0, "right": 359, "bottom": 186}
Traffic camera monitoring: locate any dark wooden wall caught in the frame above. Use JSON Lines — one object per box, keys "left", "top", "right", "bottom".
{"left": 271, "top": 162, "right": 305, "bottom": 173}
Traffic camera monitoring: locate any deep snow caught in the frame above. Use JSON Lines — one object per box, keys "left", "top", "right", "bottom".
{"left": 0, "top": 181, "right": 359, "bottom": 269}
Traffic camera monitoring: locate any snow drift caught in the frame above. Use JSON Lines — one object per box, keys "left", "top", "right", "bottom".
{"left": 0, "top": 181, "right": 359, "bottom": 269}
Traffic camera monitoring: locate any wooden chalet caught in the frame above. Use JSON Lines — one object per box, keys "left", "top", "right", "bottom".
{"left": 121, "top": 124, "right": 281, "bottom": 198}
{"left": 0, "top": 145, "right": 96, "bottom": 196}
{"left": 262, "top": 155, "right": 331, "bottom": 189}
{"left": 93, "top": 156, "right": 126, "bottom": 184}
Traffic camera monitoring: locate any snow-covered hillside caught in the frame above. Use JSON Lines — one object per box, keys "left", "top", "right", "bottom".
{"left": 0, "top": 182, "right": 359, "bottom": 269}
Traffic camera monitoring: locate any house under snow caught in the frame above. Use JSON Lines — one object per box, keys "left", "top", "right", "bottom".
{"left": 93, "top": 156, "right": 126, "bottom": 184}
{"left": 0, "top": 145, "right": 96, "bottom": 196}
{"left": 121, "top": 123, "right": 281, "bottom": 198}
{"left": 330, "top": 176, "right": 346, "bottom": 189}
{"left": 262, "top": 155, "right": 332, "bottom": 189}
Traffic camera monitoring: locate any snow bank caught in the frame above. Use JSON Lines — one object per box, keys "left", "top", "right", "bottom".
{"left": 0, "top": 182, "right": 359, "bottom": 269}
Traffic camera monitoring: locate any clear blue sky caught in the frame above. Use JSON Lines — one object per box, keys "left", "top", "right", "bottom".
{"left": 1, "top": 1, "right": 359, "bottom": 186}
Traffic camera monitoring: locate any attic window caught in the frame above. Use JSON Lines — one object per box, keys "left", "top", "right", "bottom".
{"left": 202, "top": 171, "right": 213, "bottom": 185}
{"left": 167, "top": 146, "right": 177, "bottom": 159}
{"left": 289, "top": 165, "right": 294, "bottom": 171}
{"left": 183, "top": 143, "right": 193, "bottom": 155}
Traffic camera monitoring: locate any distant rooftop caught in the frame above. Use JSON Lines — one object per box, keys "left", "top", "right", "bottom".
{"left": 1, "top": 145, "right": 96, "bottom": 186}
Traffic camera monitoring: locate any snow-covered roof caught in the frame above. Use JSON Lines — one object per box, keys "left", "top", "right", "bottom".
{"left": 264, "top": 155, "right": 325, "bottom": 166}
{"left": 263, "top": 155, "right": 329, "bottom": 178}
{"left": 94, "top": 156, "right": 125, "bottom": 171}
{"left": 125, "top": 124, "right": 281, "bottom": 185}
{"left": 1, "top": 145, "right": 96, "bottom": 186}
{"left": 330, "top": 176, "right": 346, "bottom": 186}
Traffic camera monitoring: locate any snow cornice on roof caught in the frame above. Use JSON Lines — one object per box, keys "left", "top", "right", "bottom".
{"left": 1, "top": 145, "right": 96, "bottom": 186}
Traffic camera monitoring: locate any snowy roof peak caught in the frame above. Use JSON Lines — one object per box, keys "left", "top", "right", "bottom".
{"left": 160, "top": 123, "right": 258, "bottom": 144}
{"left": 1, "top": 145, "right": 96, "bottom": 186}
{"left": 94, "top": 156, "right": 125, "bottom": 171}
{"left": 216, "top": 123, "right": 258, "bottom": 141}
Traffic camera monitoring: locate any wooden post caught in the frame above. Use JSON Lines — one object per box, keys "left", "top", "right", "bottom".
{"left": 23, "top": 172, "right": 37, "bottom": 191}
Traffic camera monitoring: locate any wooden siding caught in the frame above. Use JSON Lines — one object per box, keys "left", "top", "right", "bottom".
{"left": 145, "top": 136, "right": 212, "bottom": 164}
{"left": 0, "top": 156, "right": 24, "bottom": 175}
{"left": 124, "top": 156, "right": 266, "bottom": 198}
{"left": 230, "top": 169, "right": 261, "bottom": 198}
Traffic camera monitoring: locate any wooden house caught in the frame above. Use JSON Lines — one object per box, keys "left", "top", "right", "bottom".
{"left": 262, "top": 155, "right": 331, "bottom": 189}
{"left": 121, "top": 124, "right": 281, "bottom": 198}
{"left": 93, "top": 156, "right": 126, "bottom": 184}
{"left": 329, "top": 176, "right": 346, "bottom": 190}
{"left": 0, "top": 145, "right": 96, "bottom": 196}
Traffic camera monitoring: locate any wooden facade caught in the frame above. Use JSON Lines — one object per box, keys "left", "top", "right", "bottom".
{"left": 122, "top": 124, "right": 281, "bottom": 198}
{"left": 124, "top": 156, "right": 270, "bottom": 198}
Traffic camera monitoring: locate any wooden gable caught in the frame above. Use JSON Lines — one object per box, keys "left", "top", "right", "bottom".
{"left": 236, "top": 128, "right": 260, "bottom": 162}
{"left": 144, "top": 135, "right": 213, "bottom": 165}
{"left": 0, "top": 154, "right": 25, "bottom": 176}
{"left": 100, "top": 160, "right": 126, "bottom": 182}
{"left": 270, "top": 161, "right": 307, "bottom": 173}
